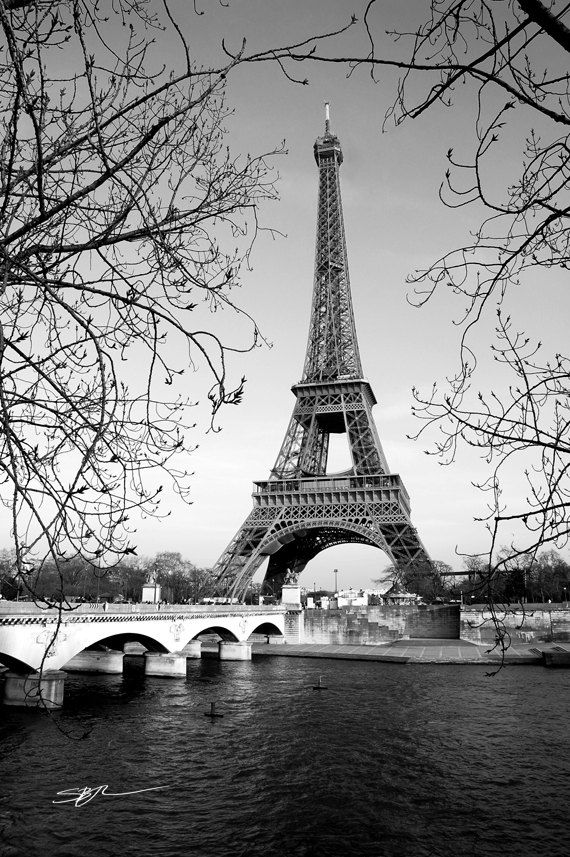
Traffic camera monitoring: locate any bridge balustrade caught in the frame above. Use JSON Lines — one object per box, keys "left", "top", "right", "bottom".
{"left": 0, "top": 602, "right": 285, "bottom": 617}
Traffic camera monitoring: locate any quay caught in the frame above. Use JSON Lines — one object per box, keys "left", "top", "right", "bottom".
{"left": 201, "top": 638, "right": 570, "bottom": 666}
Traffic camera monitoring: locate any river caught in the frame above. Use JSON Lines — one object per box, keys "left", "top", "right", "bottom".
{"left": 0, "top": 655, "right": 568, "bottom": 857}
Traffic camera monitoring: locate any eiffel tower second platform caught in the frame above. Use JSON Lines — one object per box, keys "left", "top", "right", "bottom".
{"left": 213, "top": 111, "right": 431, "bottom": 600}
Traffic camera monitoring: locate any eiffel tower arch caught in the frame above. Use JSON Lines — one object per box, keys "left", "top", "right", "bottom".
{"left": 213, "top": 107, "right": 431, "bottom": 600}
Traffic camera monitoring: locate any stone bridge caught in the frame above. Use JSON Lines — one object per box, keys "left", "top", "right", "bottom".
{"left": 0, "top": 602, "right": 286, "bottom": 708}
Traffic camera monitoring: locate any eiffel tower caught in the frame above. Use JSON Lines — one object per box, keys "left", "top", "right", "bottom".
{"left": 213, "top": 107, "right": 431, "bottom": 600}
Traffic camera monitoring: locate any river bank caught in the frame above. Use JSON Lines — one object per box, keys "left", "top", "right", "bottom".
{"left": 202, "top": 637, "right": 569, "bottom": 665}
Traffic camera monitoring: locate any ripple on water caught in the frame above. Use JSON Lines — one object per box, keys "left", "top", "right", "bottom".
{"left": 0, "top": 660, "right": 568, "bottom": 857}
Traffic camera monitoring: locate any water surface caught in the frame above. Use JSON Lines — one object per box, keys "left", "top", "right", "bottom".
{"left": 0, "top": 657, "right": 568, "bottom": 857}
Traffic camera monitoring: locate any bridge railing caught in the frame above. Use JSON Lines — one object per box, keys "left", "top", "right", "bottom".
{"left": 254, "top": 474, "right": 405, "bottom": 494}
{"left": 0, "top": 602, "right": 285, "bottom": 617}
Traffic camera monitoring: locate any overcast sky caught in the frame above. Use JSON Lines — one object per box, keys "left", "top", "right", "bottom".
{"left": 4, "top": 1, "right": 566, "bottom": 590}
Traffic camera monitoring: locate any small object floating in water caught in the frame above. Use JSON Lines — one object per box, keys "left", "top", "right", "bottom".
{"left": 312, "top": 675, "right": 327, "bottom": 691}
{"left": 204, "top": 701, "right": 224, "bottom": 718}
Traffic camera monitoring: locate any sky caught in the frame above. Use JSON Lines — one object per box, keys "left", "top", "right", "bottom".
{"left": 4, "top": 1, "right": 569, "bottom": 591}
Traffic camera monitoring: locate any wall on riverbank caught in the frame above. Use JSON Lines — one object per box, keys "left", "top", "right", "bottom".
{"left": 460, "top": 605, "right": 570, "bottom": 645}
{"left": 294, "top": 604, "right": 460, "bottom": 645}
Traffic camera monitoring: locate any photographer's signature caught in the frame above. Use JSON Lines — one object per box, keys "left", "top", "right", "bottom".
{"left": 53, "top": 784, "right": 168, "bottom": 807}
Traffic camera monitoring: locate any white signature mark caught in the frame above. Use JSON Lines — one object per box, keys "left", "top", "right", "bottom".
{"left": 53, "top": 784, "right": 168, "bottom": 807}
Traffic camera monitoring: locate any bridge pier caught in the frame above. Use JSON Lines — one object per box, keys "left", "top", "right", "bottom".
{"left": 284, "top": 609, "right": 304, "bottom": 644}
{"left": 63, "top": 650, "right": 124, "bottom": 674}
{"left": 124, "top": 642, "right": 147, "bottom": 655}
{"left": 181, "top": 640, "right": 202, "bottom": 659}
{"left": 218, "top": 641, "right": 252, "bottom": 661}
{"left": 3, "top": 670, "right": 66, "bottom": 709}
{"left": 144, "top": 652, "right": 187, "bottom": 677}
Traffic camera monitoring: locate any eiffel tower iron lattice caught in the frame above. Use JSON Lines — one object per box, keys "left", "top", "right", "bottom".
{"left": 213, "top": 108, "right": 431, "bottom": 600}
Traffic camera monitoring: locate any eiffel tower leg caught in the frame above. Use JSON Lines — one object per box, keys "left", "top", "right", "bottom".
{"left": 213, "top": 507, "right": 303, "bottom": 601}
{"left": 212, "top": 511, "right": 273, "bottom": 601}
{"left": 299, "top": 416, "right": 329, "bottom": 475}
{"left": 272, "top": 411, "right": 329, "bottom": 478}
{"left": 378, "top": 522, "right": 430, "bottom": 570}
{"left": 263, "top": 549, "right": 309, "bottom": 594}
{"left": 345, "top": 401, "right": 389, "bottom": 475}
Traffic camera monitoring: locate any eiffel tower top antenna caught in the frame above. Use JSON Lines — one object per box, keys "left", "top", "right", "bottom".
{"left": 305, "top": 99, "right": 359, "bottom": 383}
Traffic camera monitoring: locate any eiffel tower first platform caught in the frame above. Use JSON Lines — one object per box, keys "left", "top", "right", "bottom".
{"left": 213, "top": 108, "right": 431, "bottom": 600}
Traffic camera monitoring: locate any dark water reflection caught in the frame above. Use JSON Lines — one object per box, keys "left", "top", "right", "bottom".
{"left": 0, "top": 657, "right": 568, "bottom": 857}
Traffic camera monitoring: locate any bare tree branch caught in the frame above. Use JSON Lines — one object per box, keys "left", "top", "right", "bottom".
{"left": 0, "top": 0, "right": 289, "bottom": 601}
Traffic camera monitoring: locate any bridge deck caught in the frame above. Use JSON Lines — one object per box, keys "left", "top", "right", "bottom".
{"left": 0, "top": 603, "right": 285, "bottom": 620}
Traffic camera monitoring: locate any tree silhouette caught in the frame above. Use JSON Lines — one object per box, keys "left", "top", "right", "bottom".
{"left": 0, "top": 0, "right": 288, "bottom": 603}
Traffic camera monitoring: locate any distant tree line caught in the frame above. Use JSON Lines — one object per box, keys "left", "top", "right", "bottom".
{"left": 0, "top": 550, "right": 214, "bottom": 605}
{"left": 382, "top": 551, "right": 570, "bottom": 605}
{"left": 462, "top": 551, "right": 570, "bottom": 605}
{"left": 2, "top": 546, "right": 568, "bottom": 607}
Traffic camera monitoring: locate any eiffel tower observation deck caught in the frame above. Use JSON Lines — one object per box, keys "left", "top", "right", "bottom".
{"left": 213, "top": 106, "right": 431, "bottom": 600}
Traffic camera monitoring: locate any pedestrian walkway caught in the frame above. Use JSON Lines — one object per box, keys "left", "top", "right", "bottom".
{"left": 249, "top": 638, "right": 569, "bottom": 665}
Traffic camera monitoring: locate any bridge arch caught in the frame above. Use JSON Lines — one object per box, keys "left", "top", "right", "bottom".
{"left": 84, "top": 633, "right": 169, "bottom": 654}
{"left": 0, "top": 651, "right": 35, "bottom": 673}
{"left": 191, "top": 625, "right": 240, "bottom": 643}
{"left": 249, "top": 621, "right": 283, "bottom": 638}
{"left": 17, "top": 622, "right": 180, "bottom": 672}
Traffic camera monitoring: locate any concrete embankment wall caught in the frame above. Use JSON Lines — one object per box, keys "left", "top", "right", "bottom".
{"left": 285, "top": 603, "right": 570, "bottom": 645}
{"left": 288, "top": 604, "right": 460, "bottom": 645}
{"left": 460, "top": 605, "right": 570, "bottom": 645}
